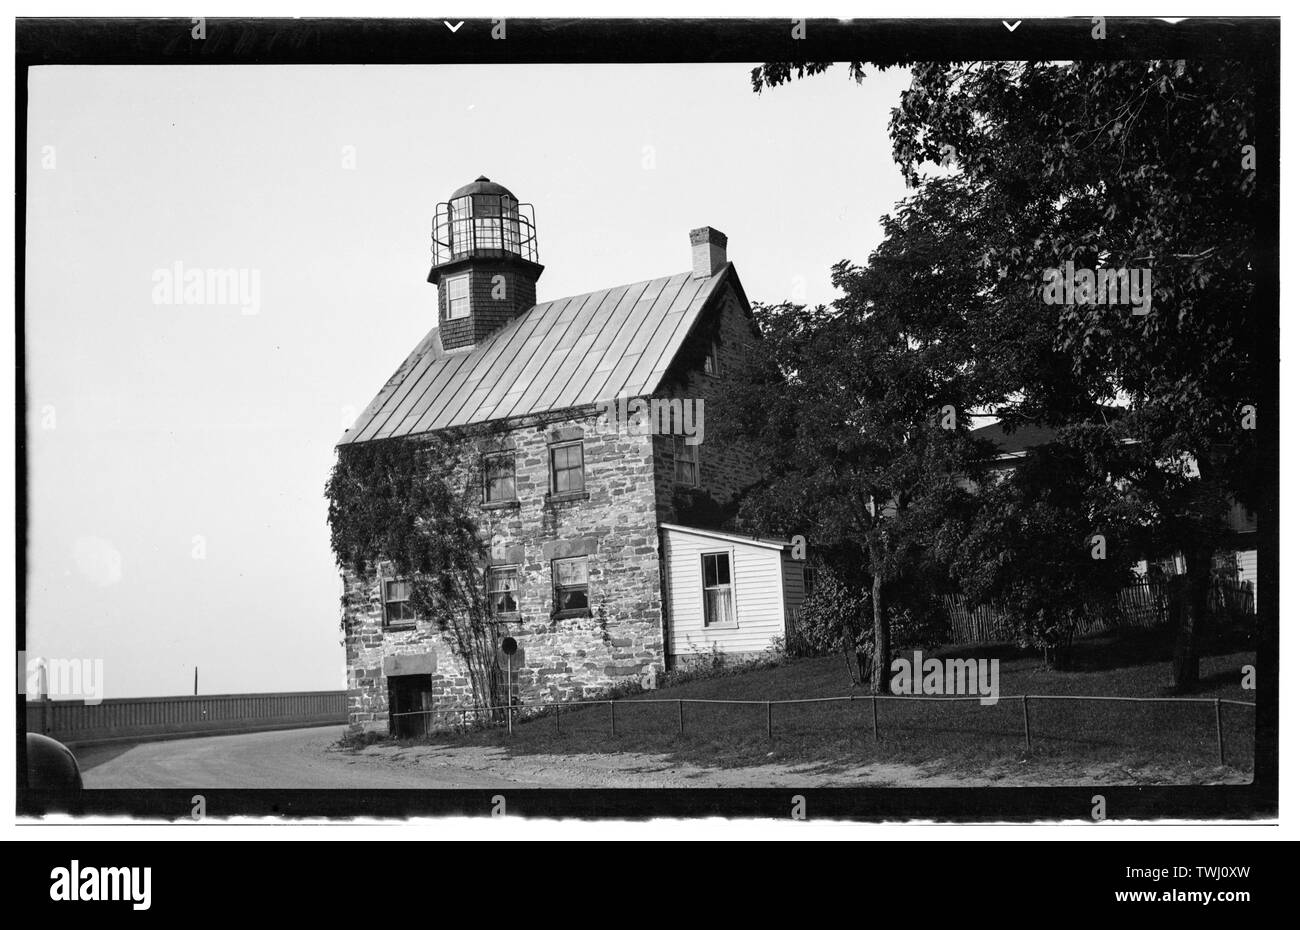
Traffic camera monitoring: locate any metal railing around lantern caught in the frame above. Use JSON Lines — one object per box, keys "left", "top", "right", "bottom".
{"left": 432, "top": 194, "right": 539, "bottom": 266}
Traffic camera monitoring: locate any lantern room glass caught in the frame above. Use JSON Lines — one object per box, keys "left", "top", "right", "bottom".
{"left": 433, "top": 193, "right": 536, "bottom": 265}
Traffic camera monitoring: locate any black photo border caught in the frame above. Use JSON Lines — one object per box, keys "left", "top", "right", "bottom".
{"left": 14, "top": 16, "right": 1280, "bottom": 823}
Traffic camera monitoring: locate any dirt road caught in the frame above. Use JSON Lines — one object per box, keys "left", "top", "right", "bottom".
{"left": 74, "top": 725, "right": 1248, "bottom": 789}
{"left": 78, "top": 726, "right": 537, "bottom": 789}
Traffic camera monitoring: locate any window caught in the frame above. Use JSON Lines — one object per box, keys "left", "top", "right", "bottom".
{"left": 703, "top": 339, "right": 721, "bottom": 376}
{"left": 672, "top": 436, "right": 700, "bottom": 485}
{"left": 803, "top": 564, "right": 817, "bottom": 598}
{"left": 552, "top": 557, "right": 589, "bottom": 614}
{"left": 549, "top": 442, "right": 585, "bottom": 495}
{"left": 383, "top": 578, "right": 416, "bottom": 628}
{"left": 702, "top": 552, "right": 735, "bottom": 626}
{"left": 1211, "top": 551, "right": 1240, "bottom": 581}
{"left": 444, "top": 273, "right": 470, "bottom": 320}
{"left": 483, "top": 453, "right": 516, "bottom": 503}
{"left": 488, "top": 567, "right": 520, "bottom": 616}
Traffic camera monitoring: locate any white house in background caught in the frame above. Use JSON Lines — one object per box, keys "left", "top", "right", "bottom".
{"left": 971, "top": 420, "right": 1258, "bottom": 592}
{"left": 660, "top": 523, "right": 807, "bottom": 665}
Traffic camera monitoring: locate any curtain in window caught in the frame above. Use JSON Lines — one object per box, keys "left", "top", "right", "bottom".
{"left": 489, "top": 569, "right": 518, "bottom": 614}
{"left": 704, "top": 587, "right": 734, "bottom": 625}
{"left": 553, "top": 558, "right": 589, "bottom": 611}
{"left": 702, "top": 553, "right": 733, "bottom": 625}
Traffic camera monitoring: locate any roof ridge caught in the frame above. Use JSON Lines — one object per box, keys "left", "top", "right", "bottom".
{"left": 529, "top": 268, "right": 694, "bottom": 310}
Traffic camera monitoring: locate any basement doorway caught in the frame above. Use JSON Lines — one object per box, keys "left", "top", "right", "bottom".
{"left": 388, "top": 673, "right": 433, "bottom": 739}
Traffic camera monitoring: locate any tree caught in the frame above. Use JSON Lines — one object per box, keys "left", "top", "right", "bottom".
{"left": 949, "top": 427, "right": 1145, "bottom": 669}
{"left": 755, "top": 60, "right": 1260, "bottom": 690}
{"left": 796, "top": 563, "right": 951, "bottom": 687}
{"left": 714, "top": 188, "right": 991, "bottom": 691}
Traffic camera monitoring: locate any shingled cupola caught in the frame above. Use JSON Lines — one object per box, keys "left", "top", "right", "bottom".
{"left": 429, "top": 176, "right": 544, "bottom": 351}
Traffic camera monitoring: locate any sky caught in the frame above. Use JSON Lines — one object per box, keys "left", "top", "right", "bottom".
{"left": 24, "top": 63, "right": 913, "bottom": 698}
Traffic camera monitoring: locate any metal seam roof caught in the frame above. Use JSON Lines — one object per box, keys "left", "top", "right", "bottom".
{"left": 338, "top": 264, "right": 735, "bottom": 445}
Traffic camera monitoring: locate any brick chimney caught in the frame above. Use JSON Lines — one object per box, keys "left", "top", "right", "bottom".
{"left": 690, "top": 226, "right": 728, "bottom": 279}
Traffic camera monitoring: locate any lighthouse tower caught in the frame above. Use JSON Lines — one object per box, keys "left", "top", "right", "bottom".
{"left": 429, "top": 176, "right": 544, "bottom": 351}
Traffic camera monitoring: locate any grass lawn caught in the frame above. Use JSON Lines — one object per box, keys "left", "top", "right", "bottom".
{"left": 399, "top": 625, "right": 1257, "bottom": 781}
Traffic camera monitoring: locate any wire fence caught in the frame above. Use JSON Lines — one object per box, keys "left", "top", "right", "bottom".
{"left": 390, "top": 692, "right": 1255, "bottom": 766}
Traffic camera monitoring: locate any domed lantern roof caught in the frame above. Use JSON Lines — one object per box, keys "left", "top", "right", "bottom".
{"left": 449, "top": 175, "right": 518, "bottom": 201}
{"left": 432, "top": 175, "right": 539, "bottom": 268}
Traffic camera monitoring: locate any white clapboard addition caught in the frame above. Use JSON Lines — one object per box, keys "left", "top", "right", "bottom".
{"left": 780, "top": 554, "right": 807, "bottom": 641}
{"left": 660, "top": 523, "right": 804, "bottom": 663}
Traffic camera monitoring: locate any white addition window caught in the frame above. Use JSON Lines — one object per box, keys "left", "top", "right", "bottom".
{"left": 488, "top": 566, "right": 520, "bottom": 616}
{"left": 383, "top": 578, "right": 416, "bottom": 628}
{"left": 444, "top": 273, "right": 471, "bottom": 320}
{"left": 673, "top": 435, "right": 699, "bottom": 486}
{"left": 701, "top": 552, "right": 735, "bottom": 626}
{"left": 552, "top": 557, "right": 589, "bottom": 614}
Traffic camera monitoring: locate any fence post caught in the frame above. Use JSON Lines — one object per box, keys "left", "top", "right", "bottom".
{"left": 555, "top": 703, "right": 560, "bottom": 734}
{"left": 766, "top": 701, "right": 773, "bottom": 740}
{"left": 609, "top": 700, "right": 615, "bottom": 737}
{"left": 678, "top": 700, "right": 684, "bottom": 735}
{"left": 870, "top": 694, "right": 879, "bottom": 741}
{"left": 1214, "top": 698, "right": 1225, "bottom": 765}
{"left": 1021, "top": 695, "right": 1032, "bottom": 753}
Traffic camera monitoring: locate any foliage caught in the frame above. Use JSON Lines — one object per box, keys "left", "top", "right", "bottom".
{"left": 883, "top": 575, "right": 953, "bottom": 655}
{"left": 324, "top": 435, "right": 504, "bottom": 712}
{"left": 752, "top": 59, "right": 1262, "bottom": 689}
{"left": 670, "top": 485, "right": 739, "bottom": 530}
{"left": 795, "top": 571, "right": 871, "bottom": 685}
{"left": 891, "top": 60, "right": 1259, "bottom": 691}
{"left": 712, "top": 182, "right": 992, "bottom": 691}
{"left": 657, "top": 641, "right": 791, "bottom": 690}
{"left": 950, "top": 433, "right": 1144, "bottom": 668}
{"left": 794, "top": 565, "right": 951, "bottom": 685}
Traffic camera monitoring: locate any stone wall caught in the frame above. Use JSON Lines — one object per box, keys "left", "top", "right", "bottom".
{"left": 342, "top": 276, "right": 762, "bottom": 734}
{"left": 651, "top": 281, "right": 763, "bottom": 525}
{"left": 342, "top": 408, "right": 665, "bottom": 734}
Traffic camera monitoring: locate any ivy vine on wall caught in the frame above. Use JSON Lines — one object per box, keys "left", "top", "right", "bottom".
{"left": 324, "top": 434, "right": 505, "bottom": 714}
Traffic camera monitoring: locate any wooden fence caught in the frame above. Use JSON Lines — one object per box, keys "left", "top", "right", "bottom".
{"left": 944, "top": 578, "right": 1255, "bottom": 645}
{"left": 26, "top": 690, "right": 348, "bottom": 745}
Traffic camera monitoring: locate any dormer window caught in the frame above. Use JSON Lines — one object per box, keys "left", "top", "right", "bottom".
{"left": 445, "top": 273, "right": 470, "bottom": 321}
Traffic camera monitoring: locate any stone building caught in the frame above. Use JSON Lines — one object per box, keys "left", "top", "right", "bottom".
{"left": 337, "top": 177, "right": 806, "bottom": 735}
